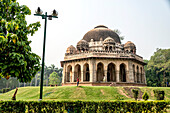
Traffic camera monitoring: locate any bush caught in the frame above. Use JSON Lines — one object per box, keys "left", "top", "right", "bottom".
{"left": 153, "top": 90, "right": 165, "bottom": 100}
{"left": 132, "top": 89, "right": 139, "bottom": 100}
{"left": 2, "top": 88, "right": 10, "bottom": 93}
{"left": 0, "top": 100, "right": 169, "bottom": 112}
{"left": 142, "top": 92, "right": 149, "bottom": 101}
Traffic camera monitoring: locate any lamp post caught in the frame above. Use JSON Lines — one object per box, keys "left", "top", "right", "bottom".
{"left": 34, "top": 7, "right": 58, "bottom": 100}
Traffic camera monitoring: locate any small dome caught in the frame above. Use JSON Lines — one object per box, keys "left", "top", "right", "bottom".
{"left": 77, "top": 39, "right": 89, "bottom": 51}
{"left": 77, "top": 39, "right": 88, "bottom": 45}
{"left": 83, "top": 25, "right": 121, "bottom": 43}
{"left": 124, "top": 41, "right": 136, "bottom": 47}
{"left": 103, "top": 37, "right": 115, "bottom": 44}
{"left": 66, "top": 45, "right": 76, "bottom": 54}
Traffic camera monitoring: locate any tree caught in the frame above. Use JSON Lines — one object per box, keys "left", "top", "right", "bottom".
{"left": 145, "top": 48, "right": 170, "bottom": 87}
{"left": 132, "top": 89, "right": 139, "bottom": 100}
{"left": 49, "top": 72, "right": 60, "bottom": 86}
{"left": 142, "top": 92, "right": 149, "bottom": 101}
{"left": 113, "top": 29, "right": 124, "bottom": 40}
{"left": 0, "top": 0, "right": 41, "bottom": 82}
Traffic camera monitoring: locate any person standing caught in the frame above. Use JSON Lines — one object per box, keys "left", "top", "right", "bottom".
{"left": 77, "top": 77, "right": 79, "bottom": 86}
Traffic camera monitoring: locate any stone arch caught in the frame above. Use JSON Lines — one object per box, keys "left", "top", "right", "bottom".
{"left": 107, "top": 63, "right": 116, "bottom": 82}
{"left": 109, "top": 46, "right": 112, "bottom": 51}
{"left": 74, "top": 64, "right": 81, "bottom": 82}
{"left": 137, "top": 66, "right": 140, "bottom": 83}
{"left": 83, "top": 63, "right": 90, "bottom": 81}
{"left": 120, "top": 63, "right": 126, "bottom": 82}
{"left": 133, "top": 64, "right": 136, "bottom": 82}
{"left": 105, "top": 46, "right": 108, "bottom": 51}
{"left": 66, "top": 65, "right": 72, "bottom": 82}
{"left": 140, "top": 67, "right": 143, "bottom": 83}
{"left": 96, "top": 62, "right": 104, "bottom": 82}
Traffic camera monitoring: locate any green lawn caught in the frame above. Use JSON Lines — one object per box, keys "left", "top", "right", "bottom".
{"left": 0, "top": 86, "right": 169, "bottom": 101}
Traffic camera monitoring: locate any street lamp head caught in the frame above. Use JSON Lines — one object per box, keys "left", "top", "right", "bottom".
{"left": 48, "top": 15, "right": 52, "bottom": 20}
{"left": 35, "top": 7, "right": 43, "bottom": 15}
{"left": 52, "top": 9, "right": 58, "bottom": 17}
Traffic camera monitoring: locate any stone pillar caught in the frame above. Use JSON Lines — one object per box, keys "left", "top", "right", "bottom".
{"left": 81, "top": 64, "right": 83, "bottom": 82}
{"left": 89, "top": 59, "right": 93, "bottom": 82}
{"left": 93, "top": 59, "right": 96, "bottom": 82}
{"left": 116, "top": 63, "right": 120, "bottom": 82}
{"left": 62, "top": 63, "right": 66, "bottom": 84}
{"left": 72, "top": 66, "right": 74, "bottom": 82}
{"left": 104, "top": 70, "right": 107, "bottom": 82}
{"left": 128, "top": 61, "right": 134, "bottom": 82}
{"left": 126, "top": 70, "right": 129, "bottom": 82}
{"left": 104, "top": 64, "right": 107, "bottom": 82}
{"left": 116, "top": 70, "right": 119, "bottom": 82}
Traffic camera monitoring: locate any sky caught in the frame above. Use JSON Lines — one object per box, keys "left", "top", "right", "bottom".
{"left": 17, "top": 0, "right": 170, "bottom": 68}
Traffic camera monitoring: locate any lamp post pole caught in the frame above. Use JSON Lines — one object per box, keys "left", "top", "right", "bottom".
{"left": 40, "top": 12, "right": 47, "bottom": 100}
{"left": 34, "top": 8, "right": 58, "bottom": 100}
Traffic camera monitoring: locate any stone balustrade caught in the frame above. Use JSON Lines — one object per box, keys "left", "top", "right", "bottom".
{"left": 64, "top": 50, "right": 144, "bottom": 62}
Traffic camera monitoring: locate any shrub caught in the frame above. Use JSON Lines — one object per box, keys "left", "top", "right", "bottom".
{"left": 2, "top": 88, "right": 10, "bottom": 93}
{"left": 153, "top": 90, "right": 165, "bottom": 100}
{"left": 0, "top": 100, "right": 169, "bottom": 112}
{"left": 132, "top": 89, "right": 139, "bottom": 100}
{"left": 142, "top": 92, "right": 149, "bottom": 101}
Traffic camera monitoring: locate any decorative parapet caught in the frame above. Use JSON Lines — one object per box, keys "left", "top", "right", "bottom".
{"left": 64, "top": 50, "right": 144, "bottom": 63}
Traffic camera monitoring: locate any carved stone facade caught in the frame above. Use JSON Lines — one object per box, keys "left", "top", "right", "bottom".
{"left": 61, "top": 25, "right": 146, "bottom": 86}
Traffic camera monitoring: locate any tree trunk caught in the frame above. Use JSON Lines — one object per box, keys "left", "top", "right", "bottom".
{"left": 30, "top": 80, "right": 32, "bottom": 86}
{"left": 35, "top": 74, "right": 37, "bottom": 86}
{"left": 46, "top": 75, "right": 49, "bottom": 86}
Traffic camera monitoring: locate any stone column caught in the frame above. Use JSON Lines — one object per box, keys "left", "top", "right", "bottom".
{"left": 104, "top": 64, "right": 107, "bottom": 82}
{"left": 128, "top": 61, "right": 134, "bottom": 82}
{"left": 89, "top": 59, "right": 93, "bottom": 82}
{"left": 126, "top": 70, "right": 129, "bottom": 82}
{"left": 116, "top": 70, "right": 119, "bottom": 82}
{"left": 62, "top": 63, "right": 66, "bottom": 84}
{"left": 72, "top": 66, "right": 74, "bottom": 82}
{"left": 116, "top": 63, "right": 120, "bottom": 82}
{"left": 81, "top": 64, "right": 83, "bottom": 82}
{"left": 93, "top": 59, "right": 96, "bottom": 82}
{"left": 104, "top": 70, "right": 107, "bottom": 82}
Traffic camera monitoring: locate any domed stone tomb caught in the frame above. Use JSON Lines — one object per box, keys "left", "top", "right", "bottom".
{"left": 61, "top": 25, "right": 146, "bottom": 86}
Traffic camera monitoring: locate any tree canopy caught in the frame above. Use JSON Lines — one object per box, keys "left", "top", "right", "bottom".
{"left": 49, "top": 72, "right": 61, "bottom": 86}
{"left": 145, "top": 48, "right": 170, "bottom": 87}
{"left": 0, "top": 0, "right": 41, "bottom": 82}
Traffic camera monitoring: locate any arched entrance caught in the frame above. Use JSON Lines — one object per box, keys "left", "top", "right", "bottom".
{"left": 120, "top": 63, "right": 126, "bottom": 82}
{"left": 74, "top": 64, "right": 81, "bottom": 82}
{"left": 83, "top": 63, "right": 90, "bottom": 81}
{"left": 107, "top": 63, "right": 116, "bottom": 82}
{"left": 66, "top": 65, "right": 72, "bottom": 82}
{"left": 97, "top": 62, "right": 104, "bottom": 82}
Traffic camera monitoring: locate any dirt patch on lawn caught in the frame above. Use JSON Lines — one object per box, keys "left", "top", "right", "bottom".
{"left": 118, "top": 88, "right": 130, "bottom": 98}
{"left": 100, "top": 89, "right": 105, "bottom": 95}
{"left": 70, "top": 87, "right": 86, "bottom": 99}
{"left": 123, "top": 87, "right": 144, "bottom": 99}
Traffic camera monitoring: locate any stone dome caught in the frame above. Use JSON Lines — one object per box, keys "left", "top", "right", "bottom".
{"left": 83, "top": 25, "right": 121, "bottom": 43}
{"left": 77, "top": 39, "right": 88, "bottom": 45}
{"left": 124, "top": 41, "right": 136, "bottom": 47}
{"left": 77, "top": 39, "right": 89, "bottom": 51}
{"left": 66, "top": 45, "right": 76, "bottom": 54}
{"left": 103, "top": 37, "right": 115, "bottom": 44}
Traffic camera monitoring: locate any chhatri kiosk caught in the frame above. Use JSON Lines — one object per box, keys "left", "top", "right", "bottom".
{"left": 61, "top": 25, "right": 146, "bottom": 86}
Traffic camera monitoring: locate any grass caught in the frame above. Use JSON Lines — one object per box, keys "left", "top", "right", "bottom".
{"left": 0, "top": 86, "right": 169, "bottom": 101}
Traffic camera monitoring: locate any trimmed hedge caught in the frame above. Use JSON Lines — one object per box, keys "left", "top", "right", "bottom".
{"left": 0, "top": 100, "right": 169, "bottom": 112}
{"left": 154, "top": 90, "right": 165, "bottom": 100}
{"left": 0, "top": 88, "right": 10, "bottom": 93}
